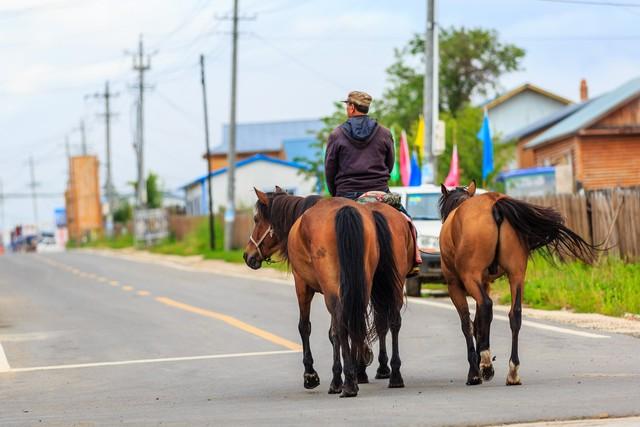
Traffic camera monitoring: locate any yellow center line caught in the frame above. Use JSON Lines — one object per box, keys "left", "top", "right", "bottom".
{"left": 155, "top": 297, "right": 302, "bottom": 351}
{"left": 122, "top": 285, "right": 134, "bottom": 292}
{"left": 137, "top": 290, "right": 151, "bottom": 296}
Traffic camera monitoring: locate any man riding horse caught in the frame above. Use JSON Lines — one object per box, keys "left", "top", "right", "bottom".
{"left": 324, "top": 90, "right": 420, "bottom": 276}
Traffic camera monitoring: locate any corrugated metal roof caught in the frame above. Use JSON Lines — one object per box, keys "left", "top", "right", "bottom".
{"left": 502, "top": 100, "right": 593, "bottom": 141}
{"left": 481, "top": 83, "right": 573, "bottom": 109}
{"left": 212, "top": 119, "right": 323, "bottom": 154}
{"left": 181, "top": 154, "right": 310, "bottom": 189}
{"left": 282, "top": 137, "right": 319, "bottom": 162}
{"left": 525, "top": 77, "right": 640, "bottom": 149}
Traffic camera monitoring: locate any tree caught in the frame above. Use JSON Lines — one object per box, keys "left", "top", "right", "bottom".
{"left": 379, "top": 26, "right": 525, "bottom": 129}
{"left": 146, "top": 172, "right": 163, "bottom": 209}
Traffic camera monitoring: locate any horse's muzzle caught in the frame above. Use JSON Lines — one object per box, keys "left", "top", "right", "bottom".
{"left": 243, "top": 252, "right": 262, "bottom": 270}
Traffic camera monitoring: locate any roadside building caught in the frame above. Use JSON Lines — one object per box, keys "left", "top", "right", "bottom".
{"left": 65, "top": 155, "right": 103, "bottom": 241}
{"left": 206, "top": 119, "right": 323, "bottom": 170}
{"left": 183, "top": 154, "right": 315, "bottom": 216}
{"left": 507, "top": 77, "right": 640, "bottom": 191}
{"left": 482, "top": 83, "right": 573, "bottom": 140}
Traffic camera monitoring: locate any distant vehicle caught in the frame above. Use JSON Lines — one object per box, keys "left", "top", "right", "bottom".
{"left": 390, "top": 185, "right": 444, "bottom": 296}
{"left": 37, "top": 231, "right": 63, "bottom": 253}
{"left": 390, "top": 184, "right": 486, "bottom": 296}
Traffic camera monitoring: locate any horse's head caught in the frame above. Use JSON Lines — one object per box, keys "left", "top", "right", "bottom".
{"left": 438, "top": 180, "right": 476, "bottom": 222}
{"left": 243, "top": 187, "right": 286, "bottom": 270}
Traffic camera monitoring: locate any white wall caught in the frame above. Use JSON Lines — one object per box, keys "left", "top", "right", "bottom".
{"left": 490, "top": 91, "right": 568, "bottom": 140}
{"left": 185, "top": 161, "right": 317, "bottom": 215}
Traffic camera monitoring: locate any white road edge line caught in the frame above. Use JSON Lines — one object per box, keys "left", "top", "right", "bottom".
{"left": 407, "top": 297, "right": 610, "bottom": 339}
{"left": 3, "top": 349, "right": 300, "bottom": 374}
{"left": 0, "top": 342, "right": 10, "bottom": 372}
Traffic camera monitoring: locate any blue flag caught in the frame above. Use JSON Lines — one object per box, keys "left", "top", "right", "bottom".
{"left": 477, "top": 110, "right": 494, "bottom": 181}
{"left": 409, "top": 152, "right": 422, "bottom": 186}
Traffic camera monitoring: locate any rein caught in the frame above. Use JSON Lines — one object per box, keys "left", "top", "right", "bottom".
{"left": 249, "top": 225, "right": 274, "bottom": 263}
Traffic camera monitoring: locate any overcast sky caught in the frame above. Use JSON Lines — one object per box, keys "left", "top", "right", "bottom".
{"left": 1, "top": 0, "right": 639, "bottom": 231}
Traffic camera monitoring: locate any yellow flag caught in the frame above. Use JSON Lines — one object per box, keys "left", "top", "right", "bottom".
{"left": 414, "top": 115, "right": 425, "bottom": 160}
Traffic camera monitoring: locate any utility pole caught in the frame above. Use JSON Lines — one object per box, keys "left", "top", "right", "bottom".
{"left": 89, "top": 81, "right": 119, "bottom": 235}
{"left": 0, "top": 179, "right": 5, "bottom": 235}
{"left": 200, "top": 54, "right": 216, "bottom": 250}
{"left": 424, "top": 0, "right": 439, "bottom": 183}
{"left": 28, "top": 156, "right": 39, "bottom": 227}
{"left": 225, "top": 0, "right": 240, "bottom": 251}
{"left": 130, "top": 34, "right": 152, "bottom": 208}
{"left": 80, "top": 119, "right": 88, "bottom": 155}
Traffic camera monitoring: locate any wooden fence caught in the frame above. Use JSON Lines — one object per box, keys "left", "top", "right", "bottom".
{"left": 524, "top": 188, "right": 640, "bottom": 262}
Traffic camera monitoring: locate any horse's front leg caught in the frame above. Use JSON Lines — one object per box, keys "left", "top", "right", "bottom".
{"left": 448, "top": 281, "right": 481, "bottom": 385}
{"left": 295, "top": 278, "right": 319, "bottom": 390}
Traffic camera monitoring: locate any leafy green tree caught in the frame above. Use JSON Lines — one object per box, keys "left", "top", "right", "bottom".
{"left": 113, "top": 199, "right": 132, "bottom": 224}
{"left": 146, "top": 172, "right": 163, "bottom": 209}
{"left": 379, "top": 26, "right": 525, "bottom": 130}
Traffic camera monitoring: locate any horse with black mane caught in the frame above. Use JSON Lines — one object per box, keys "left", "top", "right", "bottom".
{"left": 439, "top": 181, "right": 598, "bottom": 387}
{"left": 243, "top": 187, "right": 415, "bottom": 397}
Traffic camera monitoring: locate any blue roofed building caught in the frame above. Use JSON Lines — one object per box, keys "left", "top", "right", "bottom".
{"left": 207, "top": 118, "right": 323, "bottom": 170}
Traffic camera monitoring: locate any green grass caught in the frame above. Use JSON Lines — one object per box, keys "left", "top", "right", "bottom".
{"left": 73, "top": 233, "right": 135, "bottom": 249}
{"left": 491, "top": 254, "right": 640, "bottom": 317}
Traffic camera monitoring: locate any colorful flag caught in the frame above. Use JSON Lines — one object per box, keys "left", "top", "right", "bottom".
{"left": 399, "top": 130, "right": 411, "bottom": 186}
{"left": 477, "top": 109, "right": 494, "bottom": 181}
{"left": 389, "top": 128, "right": 400, "bottom": 183}
{"left": 444, "top": 144, "right": 459, "bottom": 187}
{"left": 414, "top": 115, "right": 425, "bottom": 160}
{"left": 409, "top": 152, "right": 422, "bottom": 186}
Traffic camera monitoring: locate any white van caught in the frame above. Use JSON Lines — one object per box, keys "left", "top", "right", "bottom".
{"left": 389, "top": 184, "right": 444, "bottom": 296}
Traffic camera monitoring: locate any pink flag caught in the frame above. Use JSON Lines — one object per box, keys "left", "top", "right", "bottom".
{"left": 399, "top": 130, "right": 411, "bottom": 186}
{"left": 444, "top": 144, "right": 460, "bottom": 187}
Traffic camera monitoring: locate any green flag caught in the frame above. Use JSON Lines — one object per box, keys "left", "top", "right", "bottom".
{"left": 390, "top": 127, "right": 400, "bottom": 184}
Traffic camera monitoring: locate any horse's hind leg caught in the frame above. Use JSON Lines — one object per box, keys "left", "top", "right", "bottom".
{"left": 463, "top": 274, "right": 494, "bottom": 383}
{"left": 506, "top": 273, "right": 524, "bottom": 386}
{"left": 374, "top": 310, "right": 391, "bottom": 379}
{"left": 388, "top": 307, "right": 404, "bottom": 388}
{"left": 448, "top": 281, "right": 481, "bottom": 385}
{"left": 328, "top": 314, "right": 343, "bottom": 394}
{"left": 295, "top": 279, "right": 319, "bottom": 390}
{"left": 338, "top": 320, "right": 358, "bottom": 397}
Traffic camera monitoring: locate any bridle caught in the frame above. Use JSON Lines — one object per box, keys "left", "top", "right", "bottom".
{"left": 249, "top": 225, "right": 274, "bottom": 262}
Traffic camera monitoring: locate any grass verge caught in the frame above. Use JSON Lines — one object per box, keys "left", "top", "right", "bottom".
{"left": 490, "top": 254, "right": 640, "bottom": 317}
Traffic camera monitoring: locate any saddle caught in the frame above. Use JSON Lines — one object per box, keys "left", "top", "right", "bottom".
{"left": 355, "top": 191, "right": 403, "bottom": 210}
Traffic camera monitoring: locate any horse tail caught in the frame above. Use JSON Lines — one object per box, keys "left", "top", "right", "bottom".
{"left": 335, "top": 206, "right": 370, "bottom": 360}
{"left": 492, "top": 197, "right": 597, "bottom": 264}
{"left": 371, "top": 211, "right": 403, "bottom": 321}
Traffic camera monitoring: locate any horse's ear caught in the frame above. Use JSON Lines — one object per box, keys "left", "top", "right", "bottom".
{"left": 275, "top": 185, "right": 284, "bottom": 193}
{"left": 254, "top": 187, "right": 269, "bottom": 206}
{"left": 440, "top": 184, "right": 449, "bottom": 196}
{"left": 467, "top": 180, "right": 476, "bottom": 197}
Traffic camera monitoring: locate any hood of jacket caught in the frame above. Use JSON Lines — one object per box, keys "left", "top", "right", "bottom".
{"left": 340, "top": 116, "right": 379, "bottom": 146}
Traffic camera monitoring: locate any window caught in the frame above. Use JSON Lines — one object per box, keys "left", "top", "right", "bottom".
{"left": 406, "top": 193, "right": 441, "bottom": 220}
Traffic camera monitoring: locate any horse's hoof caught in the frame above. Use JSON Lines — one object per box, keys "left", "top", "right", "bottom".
{"left": 328, "top": 381, "right": 342, "bottom": 394}
{"left": 357, "top": 371, "right": 369, "bottom": 384}
{"left": 481, "top": 365, "right": 495, "bottom": 382}
{"left": 375, "top": 366, "right": 391, "bottom": 379}
{"left": 506, "top": 377, "right": 522, "bottom": 386}
{"left": 304, "top": 372, "right": 320, "bottom": 389}
{"left": 389, "top": 372, "right": 404, "bottom": 388}
{"left": 363, "top": 346, "right": 374, "bottom": 367}
{"left": 466, "top": 376, "right": 482, "bottom": 386}
{"left": 339, "top": 388, "right": 358, "bottom": 398}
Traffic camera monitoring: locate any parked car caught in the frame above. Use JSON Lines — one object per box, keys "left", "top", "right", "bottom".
{"left": 37, "top": 231, "right": 63, "bottom": 252}
{"left": 390, "top": 185, "right": 444, "bottom": 296}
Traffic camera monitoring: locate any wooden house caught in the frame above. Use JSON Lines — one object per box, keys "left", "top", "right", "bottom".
{"left": 511, "top": 78, "right": 640, "bottom": 191}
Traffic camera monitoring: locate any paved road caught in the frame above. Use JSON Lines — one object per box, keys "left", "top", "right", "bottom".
{"left": 0, "top": 251, "right": 639, "bottom": 426}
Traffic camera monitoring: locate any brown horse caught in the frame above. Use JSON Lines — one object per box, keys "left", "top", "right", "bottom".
{"left": 243, "top": 187, "right": 414, "bottom": 397}
{"left": 439, "top": 181, "right": 597, "bottom": 386}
